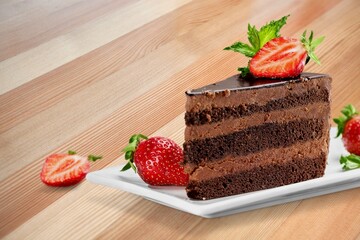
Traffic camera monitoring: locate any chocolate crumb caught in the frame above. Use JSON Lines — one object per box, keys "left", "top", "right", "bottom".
{"left": 206, "top": 114, "right": 212, "bottom": 122}
{"left": 223, "top": 89, "right": 231, "bottom": 97}
{"left": 204, "top": 91, "right": 215, "bottom": 98}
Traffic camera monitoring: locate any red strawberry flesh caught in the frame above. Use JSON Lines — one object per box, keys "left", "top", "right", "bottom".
{"left": 343, "top": 116, "right": 360, "bottom": 155}
{"left": 249, "top": 37, "right": 307, "bottom": 78}
{"left": 134, "top": 137, "right": 188, "bottom": 186}
{"left": 40, "top": 154, "right": 90, "bottom": 186}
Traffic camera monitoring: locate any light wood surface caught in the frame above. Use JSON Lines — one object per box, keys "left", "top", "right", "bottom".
{"left": 1, "top": 0, "right": 360, "bottom": 239}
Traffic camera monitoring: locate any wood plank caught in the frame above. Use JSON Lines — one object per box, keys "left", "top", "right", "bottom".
{"left": 0, "top": 0, "right": 191, "bottom": 94}
{"left": 1, "top": 0, "right": 360, "bottom": 239}
{"left": 0, "top": 0, "right": 297, "bottom": 179}
{"left": 0, "top": 0, "right": 243, "bottom": 133}
{"left": 0, "top": 0, "right": 135, "bottom": 61}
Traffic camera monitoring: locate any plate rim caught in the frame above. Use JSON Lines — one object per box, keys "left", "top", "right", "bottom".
{"left": 86, "top": 127, "right": 360, "bottom": 217}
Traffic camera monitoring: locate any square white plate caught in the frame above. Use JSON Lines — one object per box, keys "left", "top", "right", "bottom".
{"left": 87, "top": 128, "right": 360, "bottom": 218}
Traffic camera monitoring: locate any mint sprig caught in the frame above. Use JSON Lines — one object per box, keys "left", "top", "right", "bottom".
{"left": 340, "top": 154, "right": 360, "bottom": 170}
{"left": 301, "top": 30, "right": 325, "bottom": 65}
{"left": 120, "top": 134, "right": 148, "bottom": 172}
{"left": 257, "top": 15, "right": 289, "bottom": 49}
{"left": 224, "top": 15, "right": 289, "bottom": 76}
{"left": 333, "top": 104, "right": 358, "bottom": 137}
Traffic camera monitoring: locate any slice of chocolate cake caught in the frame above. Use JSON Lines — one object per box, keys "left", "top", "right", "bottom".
{"left": 183, "top": 72, "right": 332, "bottom": 200}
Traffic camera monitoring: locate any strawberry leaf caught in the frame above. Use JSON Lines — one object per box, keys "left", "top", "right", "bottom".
{"left": 247, "top": 24, "right": 260, "bottom": 52}
{"left": 121, "top": 134, "right": 148, "bottom": 172}
{"left": 122, "top": 141, "right": 137, "bottom": 152}
{"left": 341, "top": 104, "right": 358, "bottom": 117}
{"left": 120, "top": 162, "right": 131, "bottom": 171}
{"left": 301, "top": 30, "right": 325, "bottom": 65}
{"left": 88, "top": 155, "right": 102, "bottom": 162}
{"left": 224, "top": 42, "right": 256, "bottom": 58}
{"left": 125, "top": 151, "right": 133, "bottom": 160}
{"left": 129, "top": 161, "right": 137, "bottom": 172}
{"left": 333, "top": 104, "right": 359, "bottom": 137}
{"left": 68, "top": 150, "right": 77, "bottom": 155}
{"left": 340, "top": 154, "right": 360, "bottom": 170}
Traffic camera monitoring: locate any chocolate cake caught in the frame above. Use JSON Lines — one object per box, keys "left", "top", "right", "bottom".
{"left": 183, "top": 72, "right": 332, "bottom": 200}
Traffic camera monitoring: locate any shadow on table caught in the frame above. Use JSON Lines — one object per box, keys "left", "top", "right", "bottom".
{"left": 88, "top": 188, "right": 355, "bottom": 239}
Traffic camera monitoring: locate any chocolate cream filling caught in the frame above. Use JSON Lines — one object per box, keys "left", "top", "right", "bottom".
{"left": 185, "top": 102, "right": 330, "bottom": 141}
{"left": 183, "top": 118, "right": 325, "bottom": 165}
{"left": 186, "top": 153, "right": 327, "bottom": 200}
{"left": 185, "top": 87, "right": 329, "bottom": 126}
{"left": 187, "top": 138, "right": 329, "bottom": 180}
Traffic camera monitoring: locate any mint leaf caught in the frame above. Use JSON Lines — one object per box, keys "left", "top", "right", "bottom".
{"left": 340, "top": 154, "right": 360, "bottom": 170}
{"left": 311, "top": 36, "right": 325, "bottom": 48}
{"left": 247, "top": 24, "right": 260, "bottom": 52}
{"left": 308, "top": 51, "right": 321, "bottom": 65}
{"left": 238, "top": 67, "right": 250, "bottom": 77}
{"left": 258, "top": 15, "right": 289, "bottom": 48}
{"left": 224, "top": 42, "right": 256, "bottom": 57}
{"left": 301, "top": 30, "right": 325, "bottom": 65}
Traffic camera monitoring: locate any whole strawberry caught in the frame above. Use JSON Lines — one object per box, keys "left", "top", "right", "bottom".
{"left": 121, "top": 134, "right": 189, "bottom": 186}
{"left": 334, "top": 105, "right": 360, "bottom": 155}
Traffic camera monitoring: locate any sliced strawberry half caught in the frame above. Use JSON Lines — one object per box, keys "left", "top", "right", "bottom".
{"left": 249, "top": 37, "right": 307, "bottom": 78}
{"left": 40, "top": 153, "right": 93, "bottom": 187}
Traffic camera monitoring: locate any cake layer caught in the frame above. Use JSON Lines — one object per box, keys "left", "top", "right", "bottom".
{"left": 185, "top": 87, "right": 329, "bottom": 126}
{"left": 187, "top": 138, "right": 328, "bottom": 179}
{"left": 185, "top": 102, "right": 329, "bottom": 141}
{"left": 183, "top": 118, "right": 325, "bottom": 165}
{"left": 185, "top": 73, "right": 331, "bottom": 113}
{"left": 186, "top": 153, "right": 327, "bottom": 200}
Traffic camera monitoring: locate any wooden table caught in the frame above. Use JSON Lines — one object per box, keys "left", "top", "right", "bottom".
{"left": 1, "top": 0, "right": 359, "bottom": 239}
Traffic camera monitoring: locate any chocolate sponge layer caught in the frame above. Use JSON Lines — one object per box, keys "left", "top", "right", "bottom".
{"left": 183, "top": 118, "right": 324, "bottom": 165}
{"left": 186, "top": 153, "right": 326, "bottom": 200}
{"left": 185, "top": 88, "right": 329, "bottom": 126}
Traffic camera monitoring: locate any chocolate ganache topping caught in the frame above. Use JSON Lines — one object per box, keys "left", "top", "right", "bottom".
{"left": 186, "top": 72, "right": 329, "bottom": 96}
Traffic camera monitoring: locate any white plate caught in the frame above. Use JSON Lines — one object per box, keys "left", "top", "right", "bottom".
{"left": 86, "top": 128, "right": 360, "bottom": 218}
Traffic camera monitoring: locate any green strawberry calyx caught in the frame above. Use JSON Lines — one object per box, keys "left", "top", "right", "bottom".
{"left": 340, "top": 154, "right": 360, "bottom": 170}
{"left": 333, "top": 104, "right": 359, "bottom": 138}
{"left": 120, "top": 134, "right": 148, "bottom": 172}
{"left": 67, "top": 150, "right": 102, "bottom": 162}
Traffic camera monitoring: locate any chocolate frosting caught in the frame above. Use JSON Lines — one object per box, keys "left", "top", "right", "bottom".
{"left": 186, "top": 72, "right": 329, "bottom": 95}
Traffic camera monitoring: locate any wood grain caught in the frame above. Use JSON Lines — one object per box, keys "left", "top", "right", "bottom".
{"left": 1, "top": 0, "right": 359, "bottom": 239}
